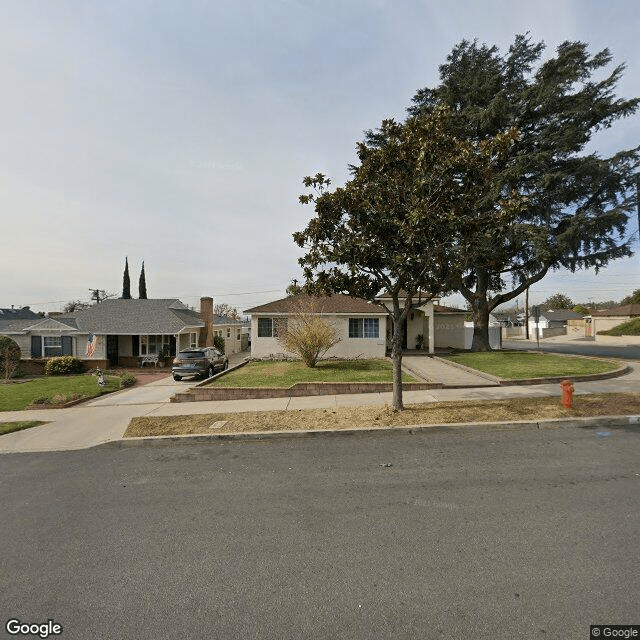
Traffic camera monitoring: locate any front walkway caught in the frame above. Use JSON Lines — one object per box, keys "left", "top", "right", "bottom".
{"left": 402, "top": 355, "right": 497, "bottom": 386}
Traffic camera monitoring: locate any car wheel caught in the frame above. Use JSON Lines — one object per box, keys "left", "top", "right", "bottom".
{"left": 208, "top": 365, "right": 214, "bottom": 378}
{"left": 224, "top": 360, "right": 228, "bottom": 370}
{"left": 173, "top": 375, "right": 182, "bottom": 381}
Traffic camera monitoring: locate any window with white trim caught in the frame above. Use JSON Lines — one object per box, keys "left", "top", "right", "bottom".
{"left": 43, "top": 336, "right": 63, "bottom": 357}
{"left": 140, "top": 335, "right": 171, "bottom": 355}
{"left": 236, "top": 329, "right": 241, "bottom": 340}
{"left": 189, "top": 332, "right": 198, "bottom": 348}
{"left": 227, "top": 328, "right": 231, "bottom": 338}
{"left": 348, "top": 318, "right": 379, "bottom": 338}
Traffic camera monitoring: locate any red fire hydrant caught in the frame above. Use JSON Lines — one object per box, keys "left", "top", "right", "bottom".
{"left": 560, "top": 380, "right": 574, "bottom": 409}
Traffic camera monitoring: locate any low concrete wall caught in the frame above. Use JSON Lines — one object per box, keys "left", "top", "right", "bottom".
{"left": 502, "top": 327, "right": 525, "bottom": 339}
{"left": 540, "top": 327, "right": 566, "bottom": 339}
{"left": 171, "top": 381, "right": 443, "bottom": 402}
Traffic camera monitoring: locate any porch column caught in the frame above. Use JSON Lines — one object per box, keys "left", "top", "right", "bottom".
{"left": 175, "top": 333, "right": 180, "bottom": 356}
{"left": 428, "top": 303, "right": 435, "bottom": 354}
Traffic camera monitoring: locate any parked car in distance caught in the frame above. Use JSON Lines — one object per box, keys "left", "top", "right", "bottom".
{"left": 172, "top": 348, "right": 228, "bottom": 381}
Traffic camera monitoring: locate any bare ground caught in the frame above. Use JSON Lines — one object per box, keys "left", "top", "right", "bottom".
{"left": 124, "top": 393, "right": 640, "bottom": 438}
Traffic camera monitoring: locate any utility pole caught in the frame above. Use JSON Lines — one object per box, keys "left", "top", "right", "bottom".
{"left": 88, "top": 289, "right": 107, "bottom": 304}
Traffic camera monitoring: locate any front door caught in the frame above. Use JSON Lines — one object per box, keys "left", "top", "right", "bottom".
{"left": 107, "top": 335, "right": 119, "bottom": 367}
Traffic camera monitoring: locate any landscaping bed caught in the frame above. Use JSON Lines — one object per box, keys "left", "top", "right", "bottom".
{"left": 125, "top": 393, "right": 640, "bottom": 438}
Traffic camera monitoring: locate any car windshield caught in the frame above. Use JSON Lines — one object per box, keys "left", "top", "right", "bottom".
{"left": 178, "top": 351, "right": 205, "bottom": 359}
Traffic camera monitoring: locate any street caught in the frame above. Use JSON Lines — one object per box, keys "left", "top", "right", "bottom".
{"left": 2, "top": 423, "right": 639, "bottom": 639}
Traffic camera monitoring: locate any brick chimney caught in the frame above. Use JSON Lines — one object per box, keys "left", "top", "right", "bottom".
{"left": 199, "top": 297, "right": 214, "bottom": 346}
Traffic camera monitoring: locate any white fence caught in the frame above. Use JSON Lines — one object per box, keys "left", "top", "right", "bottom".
{"left": 464, "top": 326, "right": 502, "bottom": 350}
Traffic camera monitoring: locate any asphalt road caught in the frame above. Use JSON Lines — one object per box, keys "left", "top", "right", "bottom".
{"left": 2, "top": 424, "right": 639, "bottom": 640}
{"left": 503, "top": 338, "right": 640, "bottom": 360}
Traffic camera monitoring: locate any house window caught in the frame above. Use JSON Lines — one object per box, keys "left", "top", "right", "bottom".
{"left": 237, "top": 329, "right": 241, "bottom": 340}
{"left": 257, "top": 318, "right": 287, "bottom": 338}
{"left": 214, "top": 330, "right": 223, "bottom": 338}
{"left": 349, "top": 318, "right": 379, "bottom": 338}
{"left": 258, "top": 318, "right": 272, "bottom": 337}
{"left": 227, "top": 328, "right": 231, "bottom": 338}
{"left": 189, "top": 332, "right": 198, "bottom": 348}
{"left": 140, "top": 335, "right": 171, "bottom": 355}
{"left": 43, "top": 336, "right": 63, "bottom": 357}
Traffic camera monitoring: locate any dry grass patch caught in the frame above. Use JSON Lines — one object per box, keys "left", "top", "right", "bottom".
{"left": 124, "top": 393, "right": 640, "bottom": 438}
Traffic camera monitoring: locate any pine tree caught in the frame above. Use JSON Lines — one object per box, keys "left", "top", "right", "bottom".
{"left": 122, "top": 257, "right": 131, "bottom": 299}
{"left": 139, "top": 261, "right": 147, "bottom": 299}
{"left": 409, "top": 35, "right": 639, "bottom": 350}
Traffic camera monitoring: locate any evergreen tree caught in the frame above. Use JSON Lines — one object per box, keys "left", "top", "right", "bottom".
{"left": 139, "top": 261, "right": 147, "bottom": 299}
{"left": 122, "top": 257, "right": 131, "bottom": 299}
{"left": 410, "top": 35, "right": 640, "bottom": 350}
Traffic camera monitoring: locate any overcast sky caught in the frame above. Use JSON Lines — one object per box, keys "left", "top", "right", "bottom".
{"left": 1, "top": 0, "right": 639, "bottom": 314}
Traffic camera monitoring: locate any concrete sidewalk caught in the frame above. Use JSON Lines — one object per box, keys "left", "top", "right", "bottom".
{"left": 1, "top": 356, "right": 638, "bottom": 454}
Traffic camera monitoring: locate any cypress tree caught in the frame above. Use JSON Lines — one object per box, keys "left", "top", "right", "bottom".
{"left": 139, "top": 261, "right": 147, "bottom": 299}
{"left": 122, "top": 257, "right": 131, "bottom": 299}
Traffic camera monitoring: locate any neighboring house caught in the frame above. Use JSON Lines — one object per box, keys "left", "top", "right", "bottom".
{"left": 244, "top": 293, "right": 470, "bottom": 358}
{"left": 0, "top": 306, "right": 40, "bottom": 320}
{"left": 199, "top": 297, "right": 245, "bottom": 356}
{"left": 0, "top": 297, "right": 241, "bottom": 370}
{"left": 589, "top": 304, "right": 640, "bottom": 335}
{"left": 245, "top": 294, "right": 388, "bottom": 359}
{"left": 527, "top": 309, "right": 585, "bottom": 338}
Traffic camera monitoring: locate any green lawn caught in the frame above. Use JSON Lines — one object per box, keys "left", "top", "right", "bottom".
{"left": 208, "top": 359, "right": 414, "bottom": 388}
{"left": 0, "top": 421, "right": 47, "bottom": 435}
{"left": 443, "top": 351, "right": 618, "bottom": 379}
{"left": 0, "top": 375, "right": 122, "bottom": 411}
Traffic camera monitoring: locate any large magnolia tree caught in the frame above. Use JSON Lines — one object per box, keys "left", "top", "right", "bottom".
{"left": 295, "top": 108, "right": 522, "bottom": 410}
{"left": 409, "top": 35, "right": 639, "bottom": 350}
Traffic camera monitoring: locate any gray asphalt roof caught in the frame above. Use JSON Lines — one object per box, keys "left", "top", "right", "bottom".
{"left": 0, "top": 307, "right": 40, "bottom": 320}
{"left": 0, "top": 318, "right": 43, "bottom": 334}
{"left": 68, "top": 299, "right": 204, "bottom": 334}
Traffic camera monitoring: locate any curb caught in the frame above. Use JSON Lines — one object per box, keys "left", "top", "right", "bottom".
{"left": 109, "top": 414, "right": 640, "bottom": 448}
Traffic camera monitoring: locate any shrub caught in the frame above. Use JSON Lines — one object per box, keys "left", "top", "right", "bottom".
{"left": 120, "top": 372, "right": 136, "bottom": 387}
{"left": 45, "top": 356, "right": 84, "bottom": 376}
{"left": 0, "top": 336, "right": 21, "bottom": 382}
{"left": 213, "top": 335, "right": 225, "bottom": 353}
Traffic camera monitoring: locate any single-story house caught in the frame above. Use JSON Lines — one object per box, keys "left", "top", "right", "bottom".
{"left": 526, "top": 308, "right": 585, "bottom": 338}
{"left": 0, "top": 296, "right": 244, "bottom": 371}
{"left": 244, "top": 293, "right": 469, "bottom": 359}
{"left": 589, "top": 304, "right": 640, "bottom": 335}
{"left": 245, "top": 294, "right": 388, "bottom": 359}
{"left": 199, "top": 297, "right": 246, "bottom": 357}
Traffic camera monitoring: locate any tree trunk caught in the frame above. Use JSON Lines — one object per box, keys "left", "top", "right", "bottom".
{"left": 391, "top": 331, "right": 404, "bottom": 411}
{"left": 390, "top": 309, "right": 405, "bottom": 411}
{"left": 470, "top": 300, "right": 492, "bottom": 351}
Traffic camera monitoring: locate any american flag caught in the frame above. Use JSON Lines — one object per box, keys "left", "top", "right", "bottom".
{"left": 86, "top": 334, "right": 97, "bottom": 357}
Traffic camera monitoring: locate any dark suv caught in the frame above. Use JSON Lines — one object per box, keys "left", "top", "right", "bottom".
{"left": 172, "top": 348, "right": 228, "bottom": 381}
